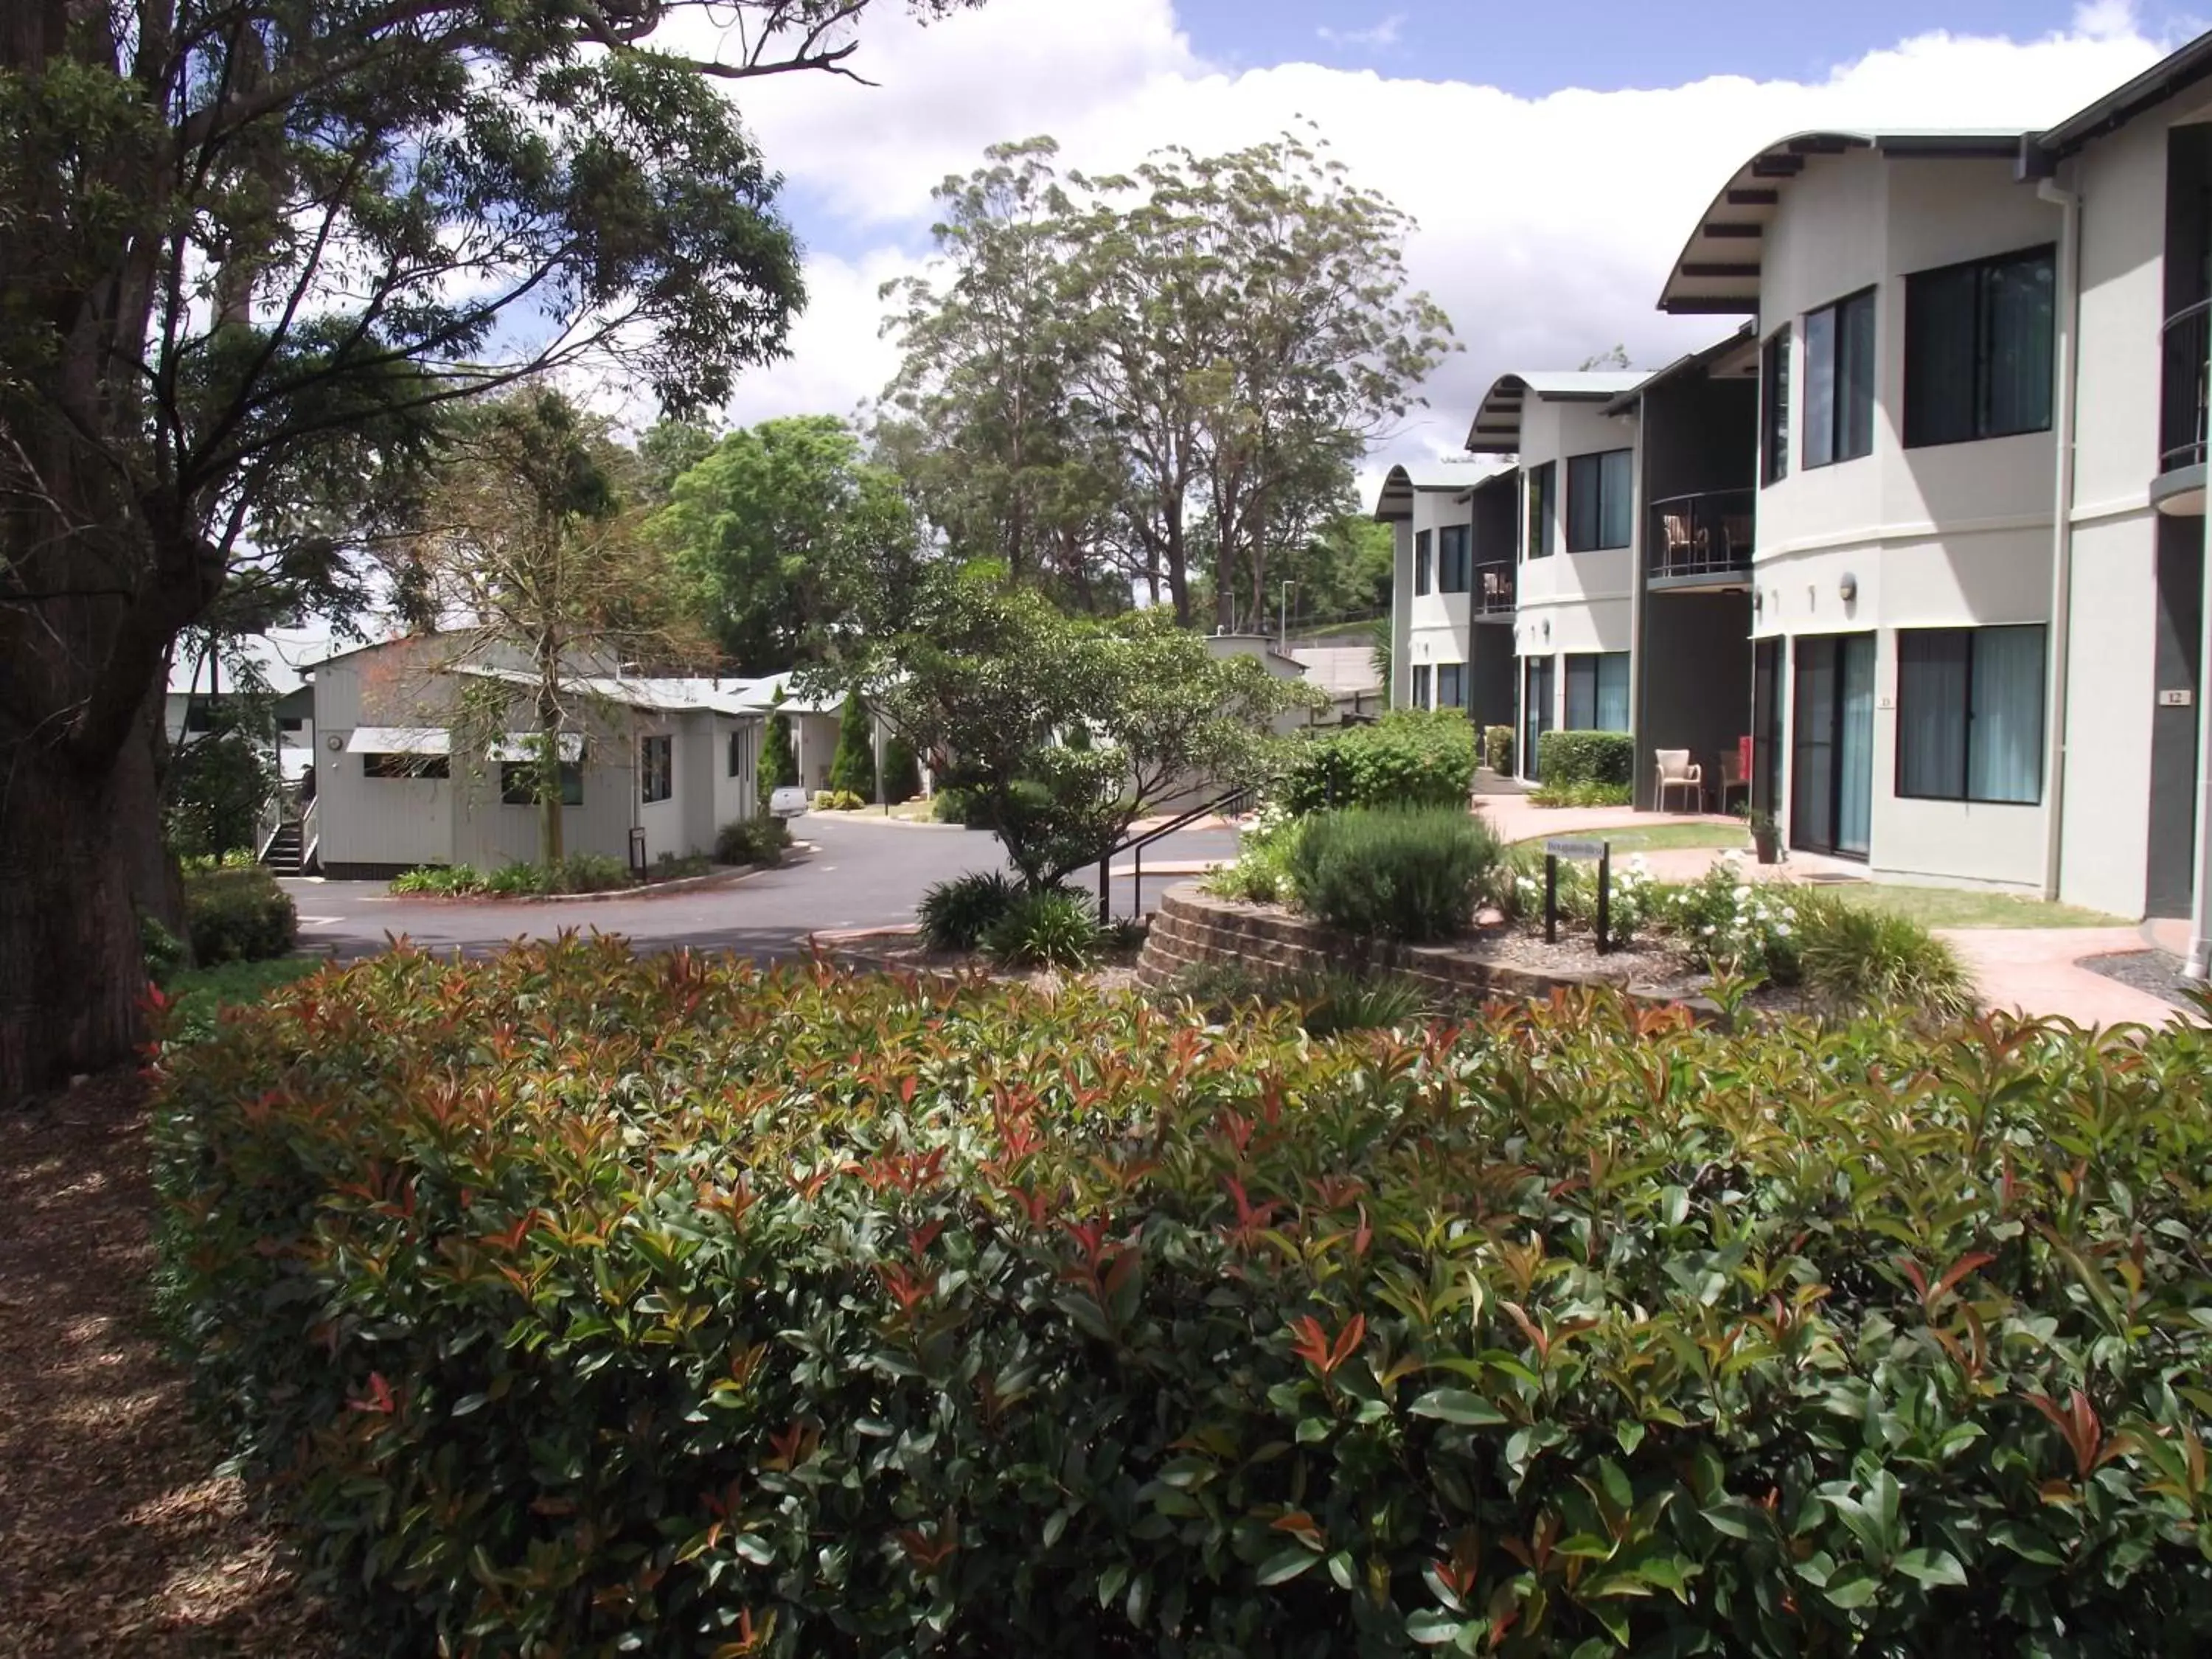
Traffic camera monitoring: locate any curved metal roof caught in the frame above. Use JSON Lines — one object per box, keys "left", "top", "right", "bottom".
{"left": 1464, "top": 370, "right": 1648, "bottom": 455}
{"left": 1369, "top": 460, "right": 1510, "bottom": 522}
{"left": 1656, "top": 129, "right": 2029, "bottom": 316}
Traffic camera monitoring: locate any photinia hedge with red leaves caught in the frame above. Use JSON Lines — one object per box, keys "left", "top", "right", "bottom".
{"left": 152, "top": 939, "right": 2212, "bottom": 1656}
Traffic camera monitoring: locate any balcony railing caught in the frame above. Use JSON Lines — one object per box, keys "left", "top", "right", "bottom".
{"left": 2160, "top": 297, "right": 2211, "bottom": 476}
{"left": 1470, "top": 559, "right": 1515, "bottom": 616}
{"left": 1647, "top": 490, "right": 1755, "bottom": 587}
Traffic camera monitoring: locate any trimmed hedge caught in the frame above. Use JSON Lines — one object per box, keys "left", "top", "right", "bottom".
{"left": 1278, "top": 709, "right": 1476, "bottom": 815}
{"left": 1535, "top": 728, "right": 1632, "bottom": 789}
{"left": 716, "top": 815, "right": 791, "bottom": 869}
{"left": 156, "top": 946, "right": 2212, "bottom": 1656}
{"left": 1481, "top": 724, "right": 1513, "bottom": 775}
{"left": 1287, "top": 805, "right": 1500, "bottom": 942}
{"left": 181, "top": 864, "right": 296, "bottom": 964}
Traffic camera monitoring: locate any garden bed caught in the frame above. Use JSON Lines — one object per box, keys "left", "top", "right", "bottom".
{"left": 1138, "top": 886, "right": 1769, "bottom": 1020}
{"left": 814, "top": 922, "right": 1146, "bottom": 995}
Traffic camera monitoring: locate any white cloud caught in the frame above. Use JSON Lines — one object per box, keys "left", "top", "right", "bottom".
{"left": 2073, "top": 0, "right": 2140, "bottom": 41}
{"left": 1316, "top": 13, "right": 1405, "bottom": 50}
{"left": 694, "top": 0, "right": 2167, "bottom": 479}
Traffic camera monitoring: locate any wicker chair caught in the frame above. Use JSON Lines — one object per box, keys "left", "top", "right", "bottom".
{"left": 1654, "top": 748, "right": 1703, "bottom": 813}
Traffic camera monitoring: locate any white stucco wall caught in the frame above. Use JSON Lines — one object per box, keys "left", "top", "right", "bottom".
{"left": 1400, "top": 484, "right": 1476, "bottom": 704}
{"left": 1513, "top": 396, "right": 1637, "bottom": 667}
{"left": 1746, "top": 150, "right": 2069, "bottom": 888}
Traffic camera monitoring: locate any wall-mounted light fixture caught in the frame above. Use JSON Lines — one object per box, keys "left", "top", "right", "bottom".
{"left": 1752, "top": 589, "right": 1763, "bottom": 619}
{"left": 1839, "top": 573, "right": 1859, "bottom": 604}
{"left": 1542, "top": 617, "right": 1552, "bottom": 641}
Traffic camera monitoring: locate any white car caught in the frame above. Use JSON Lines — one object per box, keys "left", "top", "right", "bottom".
{"left": 768, "top": 785, "right": 811, "bottom": 819}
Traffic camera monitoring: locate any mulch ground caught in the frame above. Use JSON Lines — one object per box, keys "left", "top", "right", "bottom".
{"left": 0, "top": 1072, "right": 333, "bottom": 1658}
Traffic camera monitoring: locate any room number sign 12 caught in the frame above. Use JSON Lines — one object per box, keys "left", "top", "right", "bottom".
{"left": 2159, "top": 689, "right": 2194, "bottom": 707}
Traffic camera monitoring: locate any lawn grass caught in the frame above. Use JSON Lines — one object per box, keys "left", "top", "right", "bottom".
{"left": 161, "top": 956, "right": 324, "bottom": 1044}
{"left": 1829, "top": 883, "right": 2128, "bottom": 931}
{"left": 1512, "top": 823, "right": 1752, "bottom": 855}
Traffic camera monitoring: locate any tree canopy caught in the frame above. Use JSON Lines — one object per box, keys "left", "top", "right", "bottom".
{"left": 653, "top": 415, "right": 925, "bottom": 672}
{"left": 878, "top": 131, "right": 1454, "bottom": 623}
{"left": 0, "top": 0, "right": 981, "bottom": 1093}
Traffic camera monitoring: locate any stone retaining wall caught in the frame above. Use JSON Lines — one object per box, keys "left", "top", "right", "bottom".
{"left": 1138, "top": 884, "right": 1722, "bottom": 1022}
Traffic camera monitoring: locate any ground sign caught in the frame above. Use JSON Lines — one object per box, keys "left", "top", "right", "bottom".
{"left": 1543, "top": 838, "right": 1614, "bottom": 954}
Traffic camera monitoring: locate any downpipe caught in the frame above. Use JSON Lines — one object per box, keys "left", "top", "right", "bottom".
{"left": 2039, "top": 175, "right": 2080, "bottom": 903}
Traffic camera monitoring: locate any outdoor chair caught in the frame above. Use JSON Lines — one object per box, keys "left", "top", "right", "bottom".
{"left": 1655, "top": 748, "right": 1703, "bottom": 813}
{"left": 1481, "top": 567, "right": 1512, "bottom": 610}
{"left": 1717, "top": 749, "right": 1750, "bottom": 813}
{"left": 1660, "top": 512, "right": 1693, "bottom": 577}
{"left": 1722, "top": 514, "right": 1753, "bottom": 563}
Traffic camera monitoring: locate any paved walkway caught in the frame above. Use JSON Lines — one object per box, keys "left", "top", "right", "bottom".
{"left": 1938, "top": 928, "right": 2187, "bottom": 1029}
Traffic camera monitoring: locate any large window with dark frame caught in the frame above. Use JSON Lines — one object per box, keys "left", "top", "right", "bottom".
{"left": 1565, "top": 449, "right": 1633, "bottom": 552}
{"left": 1524, "top": 462, "right": 1556, "bottom": 559}
{"left": 1411, "top": 664, "right": 1432, "bottom": 709}
{"left": 1436, "top": 662, "right": 1465, "bottom": 709}
{"left": 1761, "top": 327, "right": 1791, "bottom": 486}
{"left": 1564, "top": 651, "right": 1630, "bottom": 731}
{"left": 364, "top": 752, "right": 448, "bottom": 780}
{"left": 500, "top": 760, "right": 583, "bottom": 807}
{"left": 1896, "top": 625, "right": 2046, "bottom": 805}
{"left": 1436, "top": 524, "right": 1472, "bottom": 593}
{"left": 640, "top": 734, "right": 674, "bottom": 804}
{"left": 1413, "top": 529, "right": 1432, "bottom": 595}
{"left": 1804, "top": 288, "right": 1876, "bottom": 469}
{"left": 1905, "top": 246, "right": 2055, "bottom": 448}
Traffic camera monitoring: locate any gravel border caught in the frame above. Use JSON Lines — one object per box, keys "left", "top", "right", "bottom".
{"left": 2079, "top": 949, "right": 2201, "bottom": 1010}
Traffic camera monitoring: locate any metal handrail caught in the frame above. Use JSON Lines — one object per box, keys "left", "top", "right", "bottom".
{"left": 2160, "top": 297, "right": 2211, "bottom": 475}
{"left": 1097, "top": 782, "right": 1256, "bottom": 922}
{"left": 1470, "top": 559, "right": 1516, "bottom": 616}
{"left": 1647, "top": 488, "right": 1756, "bottom": 581}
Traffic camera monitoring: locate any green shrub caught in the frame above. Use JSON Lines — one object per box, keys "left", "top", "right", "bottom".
{"left": 140, "top": 911, "right": 187, "bottom": 985}
{"left": 164, "top": 723, "right": 278, "bottom": 860}
{"left": 1528, "top": 781, "right": 1633, "bottom": 808}
{"left": 715, "top": 815, "right": 790, "bottom": 868}
{"left": 930, "top": 786, "right": 975, "bottom": 825}
{"left": 181, "top": 864, "right": 296, "bottom": 964}
{"left": 978, "top": 888, "right": 1099, "bottom": 970}
{"left": 758, "top": 709, "right": 798, "bottom": 804}
{"left": 1481, "top": 723, "right": 1513, "bottom": 774}
{"left": 1535, "top": 728, "right": 1633, "bottom": 790}
{"left": 880, "top": 734, "right": 923, "bottom": 805}
{"left": 152, "top": 956, "right": 322, "bottom": 1048}
{"left": 1792, "top": 886, "right": 1977, "bottom": 1019}
{"left": 917, "top": 869, "right": 1018, "bottom": 953}
{"left": 482, "top": 860, "right": 545, "bottom": 896}
{"left": 653, "top": 852, "right": 713, "bottom": 880}
{"left": 1167, "top": 963, "right": 1430, "bottom": 1037}
{"left": 154, "top": 948, "right": 2212, "bottom": 1657}
{"left": 1287, "top": 804, "right": 1498, "bottom": 942}
{"left": 827, "top": 692, "right": 877, "bottom": 801}
{"left": 811, "top": 788, "right": 867, "bottom": 813}
{"left": 1200, "top": 804, "right": 1303, "bottom": 905}
{"left": 391, "top": 864, "right": 485, "bottom": 896}
{"left": 1277, "top": 709, "right": 1476, "bottom": 815}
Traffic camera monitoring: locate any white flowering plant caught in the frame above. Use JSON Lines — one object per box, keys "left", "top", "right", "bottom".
{"left": 1658, "top": 855, "right": 1801, "bottom": 981}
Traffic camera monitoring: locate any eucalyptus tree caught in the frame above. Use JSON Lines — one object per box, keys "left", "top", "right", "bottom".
{"left": 0, "top": 0, "right": 984, "bottom": 1096}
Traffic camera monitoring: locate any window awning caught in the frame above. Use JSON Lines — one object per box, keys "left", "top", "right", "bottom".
{"left": 487, "top": 732, "right": 586, "bottom": 762}
{"left": 345, "top": 726, "right": 450, "bottom": 756}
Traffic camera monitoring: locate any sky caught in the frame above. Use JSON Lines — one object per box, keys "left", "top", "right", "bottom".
{"left": 650, "top": 0, "right": 2194, "bottom": 491}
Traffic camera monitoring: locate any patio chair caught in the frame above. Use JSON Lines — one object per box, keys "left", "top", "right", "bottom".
{"left": 1660, "top": 512, "right": 1693, "bottom": 577}
{"left": 1654, "top": 748, "right": 1703, "bottom": 813}
{"left": 1717, "top": 748, "right": 1750, "bottom": 813}
{"left": 1481, "top": 566, "right": 1512, "bottom": 611}
{"left": 1722, "top": 513, "right": 1753, "bottom": 565}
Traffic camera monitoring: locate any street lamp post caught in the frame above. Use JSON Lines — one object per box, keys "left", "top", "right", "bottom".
{"left": 1279, "top": 580, "right": 1295, "bottom": 651}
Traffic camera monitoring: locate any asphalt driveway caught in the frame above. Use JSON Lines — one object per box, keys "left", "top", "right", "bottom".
{"left": 282, "top": 811, "right": 1239, "bottom": 962}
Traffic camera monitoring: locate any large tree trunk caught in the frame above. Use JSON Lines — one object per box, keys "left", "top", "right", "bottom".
{"left": 0, "top": 692, "right": 163, "bottom": 1099}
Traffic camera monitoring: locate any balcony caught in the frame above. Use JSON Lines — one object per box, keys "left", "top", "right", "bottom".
{"left": 1646, "top": 490, "right": 1754, "bottom": 591}
{"left": 2156, "top": 297, "right": 2209, "bottom": 515}
{"left": 1470, "top": 559, "right": 1514, "bottom": 619}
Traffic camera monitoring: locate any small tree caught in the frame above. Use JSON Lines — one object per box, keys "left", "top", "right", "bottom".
{"left": 827, "top": 692, "right": 877, "bottom": 801}
{"left": 164, "top": 713, "right": 279, "bottom": 862}
{"left": 843, "top": 566, "right": 1313, "bottom": 888}
{"left": 882, "top": 734, "right": 924, "bottom": 805}
{"left": 759, "top": 697, "right": 799, "bottom": 804}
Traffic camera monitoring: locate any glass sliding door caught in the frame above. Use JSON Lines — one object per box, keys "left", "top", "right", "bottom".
{"left": 1753, "top": 638, "right": 1784, "bottom": 814}
{"left": 1522, "top": 657, "right": 1554, "bottom": 782}
{"left": 1790, "top": 633, "right": 1876, "bottom": 858}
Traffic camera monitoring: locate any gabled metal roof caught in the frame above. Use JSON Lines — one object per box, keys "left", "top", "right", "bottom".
{"left": 2036, "top": 27, "right": 2212, "bottom": 158}
{"left": 1603, "top": 323, "right": 1758, "bottom": 416}
{"left": 1656, "top": 130, "right": 2031, "bottom": 316}
{"left": 1464, "top": 371, "right": 1649, "bottom": 455}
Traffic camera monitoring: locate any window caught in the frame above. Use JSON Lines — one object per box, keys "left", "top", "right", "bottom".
{"left": 1565, "top": 449, "right": 1633, "bottom": 552}
{"left": 500, "top": 760, "right": 582, "bottom": 807}
{"left": 1437, "top": 524, "right": 1472, "bottom": 593}
{"left": 1411, "top": 664, "right": 1432, "bottom": 709}
{"left": 278, "top": 716, "right": 305, "bottom": 734}
{"left": 1436, "top": 662, "right": 1465, "bottom": 709}
{"left": 1413, "top": 529, "right": 1431, "bottom": 595}
{"left": 728, "top": 727, "right": 751, "bottom": 779}
{"left": 1896, "top": 625, "right": 2046, "bottom": 804}
{"left": 1525, "top": 462, "right": 1556, "bottom": 559}
{"left": 1905, "top": 246, "right": 2055, "bottom": 448}
{"left": 1761, "top": 327, "right": 1791, "bottom": 486}
{"left": 640, "top": 734, "right": 673, "bottom": 804}
{"left": 364, "top": 753, "right": 448, "bottom": 780}
{"left": 1564, "top": 652, "right": 1630, "bottom": 731}
{"left": 1804, "top": 288, "right": 1876, "bottom": 468}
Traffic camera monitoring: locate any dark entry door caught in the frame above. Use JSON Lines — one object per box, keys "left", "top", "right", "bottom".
{"left": 1753, "top": 637, "right": 1784, "bottom": 815}
{"left": 1523, "top": 656, "right": 1554, "bottom": 782}
{"left": 1791, "top": 633, "right": 1875, "bottom": 858}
